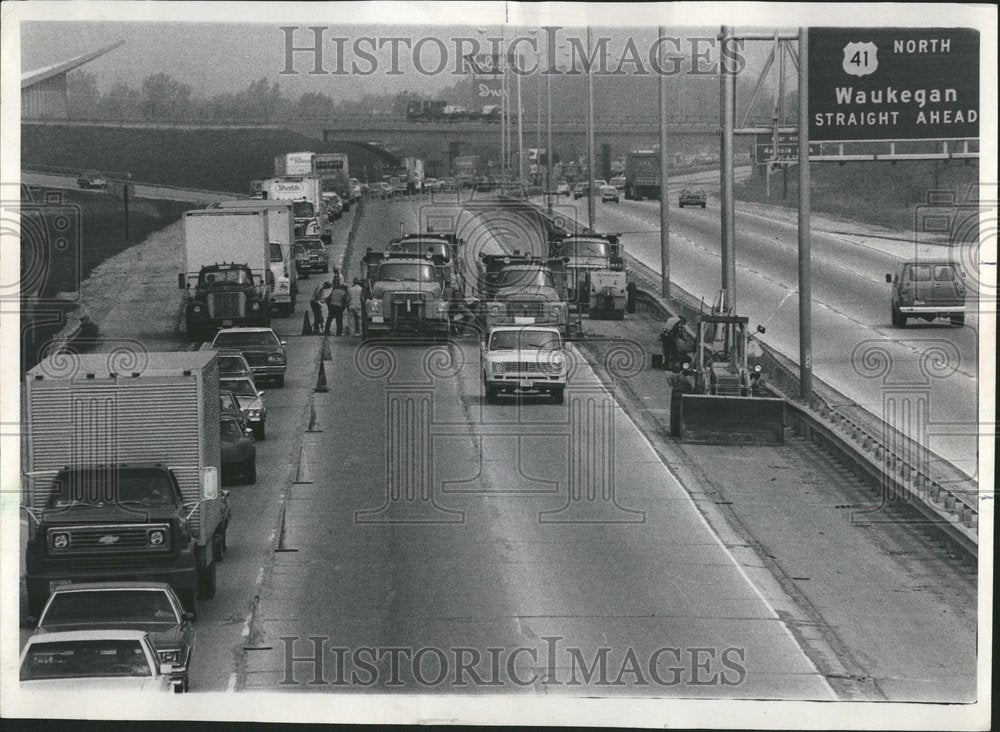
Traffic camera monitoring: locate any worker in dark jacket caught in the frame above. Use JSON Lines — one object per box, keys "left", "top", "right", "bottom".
{"left": 660, "top": 316, "right": 688, "bottom": 369}
{"left": 311, "top": 281, "right": 333, "bottom": 335}
{"left": 325, "top": 283, "right": 348, "bottom": 335}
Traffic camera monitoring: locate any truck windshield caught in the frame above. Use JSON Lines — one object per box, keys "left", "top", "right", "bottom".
{"left": 41, "top": 590, "right": 178, "bottom": 627}
{"left": 392, "top": 242, "right": 449, "bottom": 258}
{"left": 489, "top": 330, "right": 562, "bottom": 351}
{"left": 297, "top": 239, "right": 324, "bottom": 252}
{"left": 559, "top": 239, "right": 609, "bottom": 258}
{"left": 497, "top": 268, "right": 555, "bottom": 289}
{"left": 48, "top": 468, "right": 178, "bottom": 508}
{"left": 376, "top": 263, "right": 436, "bottom": 282}
{"left": 21, "top": 640, "right": 151, "bottom": 680}
{"left": 202, "top": 268, "right": 251, "bottom": 285}
{"left": 292, "top": 201, "right": 314, "bottom": 218}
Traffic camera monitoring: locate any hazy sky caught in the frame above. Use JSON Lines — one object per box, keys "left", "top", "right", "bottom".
{"left": 21, "top": 22, "right": 773, "bottom": 100}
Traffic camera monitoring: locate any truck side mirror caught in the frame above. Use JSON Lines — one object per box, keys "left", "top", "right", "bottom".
{"left": 178, "top": 273, "right": 186, "bottom": 290}
{"left": 885, "top": 274, "right": 893, "bottom": 283}
{"left": 201, "top": 466, "right": 219, "bottom": 500}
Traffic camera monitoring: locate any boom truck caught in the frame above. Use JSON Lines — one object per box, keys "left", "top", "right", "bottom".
{"left": 23, "top": 351, "right": 229, "bottom": 617}
{"left": 178, "top": 209, "right": 273, "bottom": 342}
{"left": 210, "top": 199, "right": 298, "bottom": 317}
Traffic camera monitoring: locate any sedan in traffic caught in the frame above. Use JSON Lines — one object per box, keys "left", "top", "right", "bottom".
{"left": 296, "top": 237, "right": 329, "bottom": 273}
{"left": 29, "top": 582, "right": 195, "bottom": 692}
{"left": 220, "top": 375, "right": 267, "bottom": 440}
{"left": 221, "top": 416, "right": 256, "bottom": 484}
{"left": 679, "top": 187, "right": 707, "bottom": 208}
{"left": 211, "top": 327, "right": 287, "bottom": 387}
{"left": 600, "top": 184, "right": 620, "bottom": 203}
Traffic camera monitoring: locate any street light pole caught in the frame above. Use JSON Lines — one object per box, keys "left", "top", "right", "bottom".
{"left": 797, "top": 27, "right": 812, "bottom": 401}
{"left": 546, "top": 62, "right": 553, "bottom": 212}
{"left": 658, "top": 25, "right": 670, "bottom": 301}
{"left": 517, "top": 54, "right": 525, "bottom": 183}
{"left": 586, "top": 26, "right": 596, "bottom": 230}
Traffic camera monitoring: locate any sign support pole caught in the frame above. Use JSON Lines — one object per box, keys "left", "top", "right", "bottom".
{"left": 586, "top": 26, "right": 596, "bottom": 230}
{"left": 797, "top": 27, "right": 812, "bottom": 402}
{"left": 720, "top": 26, "right": 736, "bottom": 309}
{"left": 658, "top": 25, "right": 670, "bottom": 301}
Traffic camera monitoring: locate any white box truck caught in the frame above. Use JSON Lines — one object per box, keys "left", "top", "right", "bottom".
{"left": 260, "top": 176, "right": 327, "bottom": 239}
{"left": 23, "top": 351, "right": 229, "bottom": 616}
{"left": 274, "top": 151, "right": 315, "bottom": 177}
{"left": 210, "top": 200, "right": 298, "bottom": 317}
{"left": 178, "top": 209, "right": 273, "bottom": 342}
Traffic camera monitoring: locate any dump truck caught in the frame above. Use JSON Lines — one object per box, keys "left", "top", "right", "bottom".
{"left": 210, "top": 199, "right": 298, "bottom": 317}
{"left": 550, "top": 233, "right": 632, "bottom": 319}
{"left": 624, "top": 148, "right": 660, "bottom": 201}
{"left": 360, "top": 250, "right": 451, "bottom": 339}
{"left": 23, "top": 351, "right": 229, "bottom": 617}
{"left": 179, "top": 209, "right": 273, "bottom": 342}
{"left": 389, "top": 233, "right": 465, "bottom": 304}
{"left": 668, "top": 291, "right": 784, "bottom": 444}
{"left": 478, "top": 253, "right": 571, "bottom": 337}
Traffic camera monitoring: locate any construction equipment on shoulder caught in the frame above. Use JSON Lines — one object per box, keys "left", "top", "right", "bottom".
{"left": 669, "top": 290, "right": 784, "bottom": 444}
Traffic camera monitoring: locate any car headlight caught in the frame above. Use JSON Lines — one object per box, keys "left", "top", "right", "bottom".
{"left": 148, "top": 529, "right": 166, "bottom": 547}
{"left": 489, "top": 304, "right": 501, "bottom": 315}
{"left": 267, "top": 353, "right": 285, "bottom": 364}
{"left": 368, "top": 301, "right": 383, "bottom": 314}
{"left": 50, "top": 532, "right": 70, "bottom": 550}
{"left": 492, "top": 362, "right": 505, "bottom": 374}
{"left": 549, "top": 304, "right": 563, "bottom": 317}
{"left": 753, "top": 364, "right": 762, "bottom": 373}
{"left": 246, "top": 407, "right": 261, "bottom": 418}
{"left": 250, "top": 302, "right": 260, "bottom": 311}
{"left": 437, "top": 302, "right": 449, "bottom": 313}
{"left": 158, "top": 649, "right": 180, "bottom": 664}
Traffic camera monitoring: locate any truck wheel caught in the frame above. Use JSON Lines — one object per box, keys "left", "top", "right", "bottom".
{"left": 213, "top": 531, "right": 226, "bottom": 562}
{"left": 951, "top": 314, "right": 965, "bottom": 327}
{"left": 198, "top": 560, "right": 217, "bottom": 600}
{"left": 890, "top": 306, "right": 901, "bottom": 327}
{"left": 252, "top": 423, "right": 265, "bottom": 441}
{"left": 551, "top": 387, "right": 565, "bottom": 405}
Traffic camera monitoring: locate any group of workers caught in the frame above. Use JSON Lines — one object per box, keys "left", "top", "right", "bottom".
{"left": 309, "top": 269, "right": 365, "bottom": 335}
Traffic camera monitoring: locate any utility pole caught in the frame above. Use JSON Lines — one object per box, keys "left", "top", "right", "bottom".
{"left": 658, "top": 26, "right": 670, "bottom": 301}
{"left": 517, "top": 54, "right": 525, "bottom": 183}
{"left": 536, "top": 67, "right": 541, "bottom": 187}
{"left": 797, "top": 27, "right": 812, "bottom": 401}
{"left": 586, "top": 26, "right": 596, "bottom": 230}
{"left": 719, "top": 25, "right": 737, "bottom": 309}
{"left": 546, "top": 62, "right": 553, "bottom": 212}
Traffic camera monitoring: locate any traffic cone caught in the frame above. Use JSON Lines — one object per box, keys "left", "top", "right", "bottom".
{"left": 314, "top": 361, "right": 330, "bottom": 393}
{"left": 301, "top": 311, "right": 312, "bottom": 335}
{"left": 306, "top": 401, "right": 322, "bottom": 433}
{"left": 293, "top": 446, "right": 312, "bottom": 484}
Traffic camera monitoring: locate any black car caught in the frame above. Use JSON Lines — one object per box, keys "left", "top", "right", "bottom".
{"left": 220, "top": 416, "right": 256, "bottom": 484}
{"left": 296, "top": 238, "right": 329, "bottom": 273}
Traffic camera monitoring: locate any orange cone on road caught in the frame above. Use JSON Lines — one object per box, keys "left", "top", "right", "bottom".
{"left": 314, "top": 360, "right": 330, "bottom": 393}
{"left": 302, "top": 311, "right": 312, "bottom": 335}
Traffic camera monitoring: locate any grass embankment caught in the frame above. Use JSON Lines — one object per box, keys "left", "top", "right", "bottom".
{"left": 22, "top": 124, "right": 390, "bottom": 193}
{"left": 21, "top": 188, "right": 190, "bottom": 371}
{"left": 736, "top": 160, "right": 979, "bottom": 231}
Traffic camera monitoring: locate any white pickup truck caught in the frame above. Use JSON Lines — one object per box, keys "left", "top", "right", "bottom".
{"left": 481, "top": 325, "right": 569, "bottom": 404}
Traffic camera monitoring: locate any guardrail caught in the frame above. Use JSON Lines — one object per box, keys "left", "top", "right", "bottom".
{"left": 507, "top": 194, "right": 979, "bottom": 558}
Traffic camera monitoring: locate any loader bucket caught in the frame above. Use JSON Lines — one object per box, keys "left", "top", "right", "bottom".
{"left": 676, "top": 394, "right": 785, "bottom": 445}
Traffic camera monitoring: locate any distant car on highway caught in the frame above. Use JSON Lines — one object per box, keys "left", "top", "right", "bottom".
{"left": 220, "top": 375, "right": 267, "bottom": 440}
{"left": 678, "top": 187, "right": 707, "bottom": 208}
{"left": 20, "top": 629, "right": 175, "bottom": 693}
{"left": 211, "top": 327, "right": 287, "bottom": 387}
{"left": 593, "top": 179, "right": 608, "bottom": 189}
{"left": 30, "top": 582, "right": 195, "bottom": 693}
{"left": 572, "top": 182, "right": 589, "bottom": 199}
{"left": 556, "top": 180, "right": 571, "bottom": 196}
{"left": 296, "top": 237, "right": 329, "bottom": 273}
{"left": 886, "top": 260, "right": 966, "bottom": 327}
{"left": 76, "top": 172, "right": 109, "bottom": 190}
{"left": 599, "top": 184, "right": 620, "bottom": 203}
{"left": 221, "top": 415, "right": 256, "bottom": 484}
{"left": 481, "top": 325, "right": 568, "bottom": 404}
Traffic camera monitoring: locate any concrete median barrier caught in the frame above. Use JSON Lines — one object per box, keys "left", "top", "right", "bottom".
{"left": 678, "top": 394, "right": 785, "bottom": 445}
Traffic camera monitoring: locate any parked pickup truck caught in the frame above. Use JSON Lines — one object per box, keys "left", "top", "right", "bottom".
{"left": 886, "top": 260, "right": 966, "bottom": 327}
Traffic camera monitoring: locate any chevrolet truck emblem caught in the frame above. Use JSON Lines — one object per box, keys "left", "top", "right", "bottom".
{"left": 98, "top": 534, "right": 120, "bottom": 545}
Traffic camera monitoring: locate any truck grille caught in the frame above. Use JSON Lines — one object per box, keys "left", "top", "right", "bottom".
{"left": 207, "top": 292, "right": 244, "bottom": 319}
{"left": 391, "top": 297, "right": 426, "bottom": 321}
{"left": 507, "top": 302, "right": 545, "bottom": 318}
{"left": 47, "top": 523, "right": 172, "bottom": 556}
